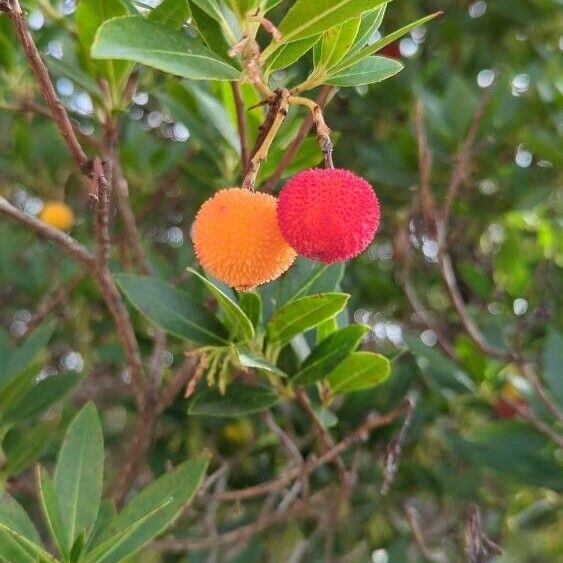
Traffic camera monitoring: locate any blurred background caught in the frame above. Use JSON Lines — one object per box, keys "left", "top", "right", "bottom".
{"left": 1, "top": 0, "right": 562, "bottom": 561}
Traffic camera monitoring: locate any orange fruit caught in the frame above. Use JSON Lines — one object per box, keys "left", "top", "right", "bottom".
{"left": 192, "top": 188, "right": 296, "bottom": 290}
{"left": 39, "top": 201, "right": 75, "bottom": 231}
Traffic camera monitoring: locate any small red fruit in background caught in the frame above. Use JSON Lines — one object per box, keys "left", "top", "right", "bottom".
{"left": 277, "top": 168, "right": 380, "bottom": 263}
{"left": 494, "top": 382, "right": 527, "bottom": 418}
{"left": 380, "top": 41, "right": 401, "bottom": 59}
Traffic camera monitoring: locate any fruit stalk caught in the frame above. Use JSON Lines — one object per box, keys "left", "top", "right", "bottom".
{"left": 243, "top": 88, "right": 290, "bottom": 190}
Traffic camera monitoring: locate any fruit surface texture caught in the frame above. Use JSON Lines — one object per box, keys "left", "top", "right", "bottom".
{"left": 39, "top": 201, "right": 75, "bottom": 231}
{"left": 277, "top": 169, "right": 380, "bottom": 263}
{"left": 193, "top": 188, "right": 296, "bottom": 290}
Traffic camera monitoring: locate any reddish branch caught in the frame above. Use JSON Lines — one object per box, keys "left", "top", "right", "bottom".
{"left": 2, "top": 0, "right": 88, "bottom": 171}
{"left": 264, "top": 86, "right": 334, "bottom": 191}
{"left": 217, "top": 401, "right": 411, "bottom": 502}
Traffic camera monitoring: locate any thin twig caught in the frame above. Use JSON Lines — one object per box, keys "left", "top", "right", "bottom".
{"left": 404, "top": 504, "right": 449, "bottom": 563}
{"left": 230, "top": 82, "right": 249, "bottom": 175}
{"left": 289, "top": 95, "right": 334, "bottom": 168}
{"left": 152, "top": 492, "right": 322, "bottom": 552}
{"left": 0, "top": 196, "right": 95, "bottom": 267}
{"left": 264, "top": 86, "right": 334, "bottom": 191}
{"left": 414, "top": 100, "right": 437, "bottom": 231}
{"left": 217, "top": 401, "right": 410, "bottom": 502}
{"left": 443, "top": 88, "right": 494, "bottom": 226}
{"left": 243, "top": 88, "right": 290, "bottom": 190}
{"left": 295, "top": 389, "right": 348, "bottom": 482}
{"left": 381, "top": 396, "right": 416, "bottom": 494}
{"left": 465, "top": 504, "right": 502, "bottom": 563}
{"left": 3, "top": 0, "right": 88, "bottom": 171}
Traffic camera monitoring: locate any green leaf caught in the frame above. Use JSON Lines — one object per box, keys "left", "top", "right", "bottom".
{"left": 0, "top": 491, "right": 41, "bottom": 544}
{"left": 265, "top": 35, "right": 320, "bottom": 72}
{"left": 405, "top": 335, "right": 476, "bottom": 394}
{"left": 189, "top": 1, "right": 232, "bottom": 57}
{"left": 86, "top": 457, "right": 209, "bottom": 562}
{"left": 544, "top": 329, "right": 563, "bottom": 408}
{"left": 261, "top": 258, "right": 345, "bottom": 321}
{"left": 46, "top": 58, "right": 103, "bottom": 99}
{"left": 0, "top": 361, "right": 43, "bottom": 423}
{"left": 2, "top": 421, "right": 56, "bottom": 477}
{"left": 148, "top": 0, "right": 190, "bottom": 28}
{"left": 316, "top": 317, "right": 338, "bottom": 343}
{"left": 87, "top": 501, "right": 117, "bottom": 551}
{"left": 326, "top": 56, "right": 403, "bottom": 87}
{"left": 0, "top": 523, "right": 57, "bottom": 563}
{"left": 275, "top": 0, "right": 389, "bottom": 47}
{"left": 1, "top": 321, "right": 55, "bottom": 385}
{"left": 75, "top": 0, "right": 130, "bottom": 96}
{"left": 115, "top": 273, "right": 228, "bottom": 346}
{"left": 54, "top": 403, "right": 104, "bottom": 552}
{"left": 188, "top": 268, "right": 254, "bottom": 341}
{"left": 189, "top": 382, "right": 278, "bottom": 416}
{"left": 293, "top": 325, "right": 368, "bottom": 386}
{"left": 334, "top": 11, "right": 442, "bottom": 72}
{"left": 347, "top": 5, "right": 386, "bottom": 57}
{"left": 36, "top": 466, "right": 68, "bottom": 559}
{"left": 239, "top": 292, "right": 262, "bottom": 328}
{"left": 92, "top": 16, "right": 240, "bottom": 81}
{"left": 316, "top": 17, "right": 361, "bottom": 69}
{"left": 266, "top": 293, "right": 349, "bottom": 347}
{"left": 3, "top": 373, "right": 79, "bottom": 424}
{"left": 237, "top": 349, "right": 288, "bottom": 378}
{"left": 327, "top": 351, "right": 390, "bottom": 392}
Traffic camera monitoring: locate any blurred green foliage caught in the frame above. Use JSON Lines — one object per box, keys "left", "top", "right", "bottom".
{"left": 0, "top": 0, "right": 561, "bottom": 561}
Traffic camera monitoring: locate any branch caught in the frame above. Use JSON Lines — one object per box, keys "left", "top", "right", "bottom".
{"left": 152, "top": 492, "right": 322, "bottom": 552}
{"left": 0, "top": 196, "right": 95, "bottom": 267}
{"left": 404, "top": 504, "right": 449, "bottom": 563}
{"left": 381, "top": 396, "right": 416, "bottom": 494}
{"left": 230, "top": 82, "right": 249, "bottom": 175}
{"left": 3, "top": 0, "right": 88, "bottom": 171}
{"left": 442, "top": 88, "right": 494, "bottom": 228}
{"left": 217, "top": 401, "right": 410, "bottom": 502}
{"left": 295, "top": 389, "right": 348, "bottom": 483}
{"left": 263, "top": 86, "right": 334, "bottom": 191}
{"left": 465, "top": 504, "right": 502, "bottom": 563}
{"left": 243, "top": 88, "right": 290, "bottom": 190}
{"left": 289, "top": 94, "right": 334, "bottom": 168}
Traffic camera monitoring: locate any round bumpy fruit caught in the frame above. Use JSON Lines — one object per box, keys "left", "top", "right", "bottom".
{"left": 192, "top": 188, "right": 296, "bottom": 290}
{"left": 39, "top": 201, "right": 75, "bottom": 231}
{"left": 277, "top": 168, "right": 380, "bottom": 263}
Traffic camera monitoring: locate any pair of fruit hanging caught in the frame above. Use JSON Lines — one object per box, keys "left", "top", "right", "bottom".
{"left": 193, "top": 95, "right": 380, "bottom": 291}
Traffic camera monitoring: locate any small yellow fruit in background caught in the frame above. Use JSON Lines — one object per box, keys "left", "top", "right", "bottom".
{"left": 39, "top": 201, "right": 75, "bottom": 231}
{"left": 192, "top": 188, "right": 296, "bottom": 290}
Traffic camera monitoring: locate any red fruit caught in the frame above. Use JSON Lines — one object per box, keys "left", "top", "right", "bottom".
{"left": 380, "top": 41, "right": 401, "bottom": 59}
{"left": 494, "top": 382, "right": 527, "bottom": 418}
{"left": 277, "top": 168, "right": 380, "bottom": 263}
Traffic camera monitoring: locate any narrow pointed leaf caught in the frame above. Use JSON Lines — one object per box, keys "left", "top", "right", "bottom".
{"left": 148, "top": 0, "right": 190, "bottom": 27}
{"left": 115, "top": 273, "right": 228, "bottom": 345}
{"left": 238, "top": 292, "right": 262, "bottom": 328}
{"left": 237, "top": 349, "right": 288, "bottom": 377}
{"left": 266, "top": 35, "right": 320, "bottom": 72}
{"left": 189, "top": 382, "right": 278, "bottom": 416}
{"left": 86, "top": 457, "right": 209, "bottom": 563}
{"left": 266, "top": 293, "right": 349, "bottom": 347}
{"left": 0, "top": 524, "right": 58, "bottom": 563}
{"left": 316, "top": 17, "right": 361, "bottom": 68}
{"left": 188, "top": 268, "right": 254, "bottom": 341}
{"left": 327, "top": 351, "right": 390, "bottom": 392}
{"left": 36, "top": 466, "right": 68, "bottom": 559}
{"left": 293, "top": 325, "right": 368, "bottom": 385}
{"left": 276, "top": 0, "right": 389, "bottom": 45}
{"left": 327, "top": 56, "right": 403, "bottom": 86}
{"left": 347, "top": 5, "right": 387, "bottom": 56}
{"left": 335, "top": 12, "right": 442, "bottom": 72}
{"left": 92, "top": 16, "right": 240, "bottom": 80}
{"left": 54, "top": 403, "right": 104, "bottom": 552}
